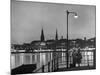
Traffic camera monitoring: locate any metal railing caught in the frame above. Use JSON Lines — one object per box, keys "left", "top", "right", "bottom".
{"left": 33, "top": 49, "right": 95, "bottom": 73}
{"left": 11, "top": 49, "right": 95, "bottom": 73}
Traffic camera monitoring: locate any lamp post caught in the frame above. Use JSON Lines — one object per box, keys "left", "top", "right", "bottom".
{"left": 66, "top": 10, "right": 78, "bottom": 68}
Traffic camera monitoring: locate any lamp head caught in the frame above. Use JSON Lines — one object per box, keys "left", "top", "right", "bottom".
{"left": 74, "top": 13, "right": 78, "bottom": 18}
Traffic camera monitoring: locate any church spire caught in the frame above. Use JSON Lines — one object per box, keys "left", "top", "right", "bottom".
{"left": 55, "top": 29, "right": 58, "bottom": 40}
{"left": 41, "top": 27, "right": 45, "bottom": 42}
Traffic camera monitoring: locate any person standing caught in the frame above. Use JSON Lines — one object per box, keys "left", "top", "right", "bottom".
{"left": 76, "top": 48, "right": 82, "bottom": 67}
{"left": 72, "top": 47, "right": 82, "bottom": 67}
{"left": 72, "top": 49, "right": 77, "bottom": 67}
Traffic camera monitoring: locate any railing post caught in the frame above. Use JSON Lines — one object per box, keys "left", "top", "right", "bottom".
{"left": 57, "top": 57, "right": 59, "bottom": 70}
{"left": 52, "top": 60, "right": 53, "bottom": 72}
{"left": 69, "top": 56, "right": 72, "bottom": 68}
{"left": 42, "top": 65, "right": 44, "bottom": 72}
{"left": 93, "top": 50, "right": 96, "bottom": 68}
{"left": 87, "top": 50, "right": 89, "bottom": 66}
{"left": 55, "top": 58, "right": 57, "bottom": 71}
{"left": 54, "top": 59, "right": 55, "bottom": 71}
{"left": 48, "top": 62, "right": 50, "bottom": 72}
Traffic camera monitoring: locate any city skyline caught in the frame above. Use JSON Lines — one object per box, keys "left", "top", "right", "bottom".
{"left": 11, "top": 0, "right": 96, "bottom": 44}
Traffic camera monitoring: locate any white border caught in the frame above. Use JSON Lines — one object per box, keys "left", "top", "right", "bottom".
{"left": 0, "top": 0, "right": 99, "bottom": 75}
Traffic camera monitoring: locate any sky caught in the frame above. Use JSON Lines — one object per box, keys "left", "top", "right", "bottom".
{"left": 11, "top": 0, "right": 96, "bottom": 44}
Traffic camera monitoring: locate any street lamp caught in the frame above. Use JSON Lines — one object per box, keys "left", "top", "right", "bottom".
{"left": 66, "top": 10, "right": 78, "bottom": 68}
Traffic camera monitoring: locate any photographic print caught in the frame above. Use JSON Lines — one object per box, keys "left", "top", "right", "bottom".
{"left": 11, "top": 0, "right": 96, "bottom": 75}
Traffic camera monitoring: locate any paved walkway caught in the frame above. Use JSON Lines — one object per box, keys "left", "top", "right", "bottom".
{"left": 56, "top": 66, "right": 95, "bottom": 72}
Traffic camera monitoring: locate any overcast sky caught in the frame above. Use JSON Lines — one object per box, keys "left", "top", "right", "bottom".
{"left": 11, "top": 0, "right": 96, "bottom": 44}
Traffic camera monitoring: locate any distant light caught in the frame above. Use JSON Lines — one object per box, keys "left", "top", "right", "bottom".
{"left": 40, "top": 42, "right": 46, "bottom": 46}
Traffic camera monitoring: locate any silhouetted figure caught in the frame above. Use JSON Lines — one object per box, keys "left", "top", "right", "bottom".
{"left": 72, "top": 48, "right": 82, "bottom": 67}
{"left": 76, "top": 48, "right": 82, "bottom": 67}
{"left": 72, "top": 49, "right": 77, "bottom": 67}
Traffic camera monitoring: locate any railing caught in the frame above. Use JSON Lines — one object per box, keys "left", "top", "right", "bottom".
{"left": 33, "top": 50, "right": 95, "bottom": 73}
{"left": 33, "top": 57, "right": 59, "bottom": 72}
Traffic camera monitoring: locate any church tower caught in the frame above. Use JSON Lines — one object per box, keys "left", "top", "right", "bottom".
{"left": 41, "top": 28, "right": 45, "bottom": 42}
{"left": 55, "top": 29, "right": 58, "bottom": 40}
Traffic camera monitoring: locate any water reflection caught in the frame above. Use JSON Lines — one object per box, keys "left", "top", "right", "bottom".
{"left": 11, "top": 49, "right": 94, "bottom": 70}
{"left": 11, "top": 49, "right": 65, "bottom": 69}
